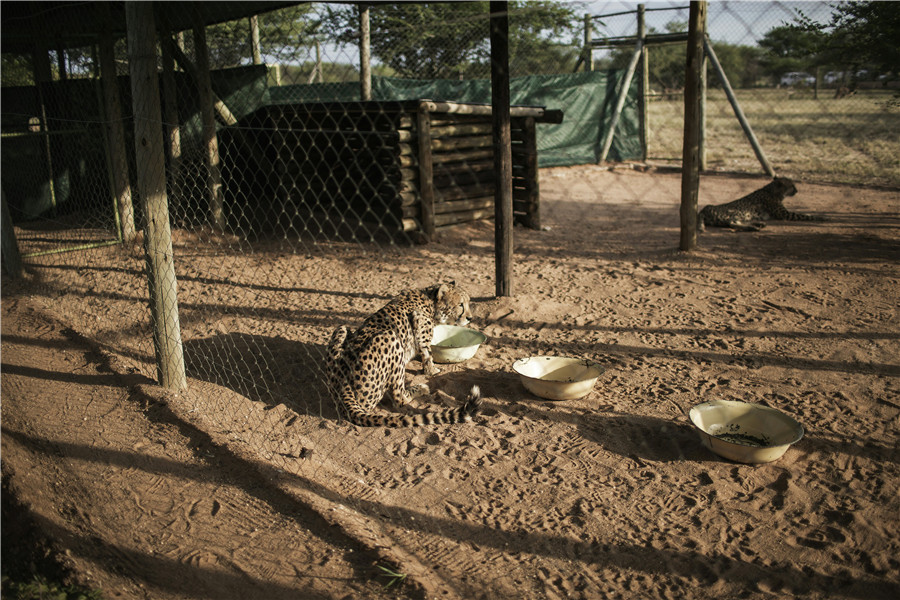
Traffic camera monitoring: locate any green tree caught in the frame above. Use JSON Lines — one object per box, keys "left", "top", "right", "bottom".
{"left": 793, "top": 0, "right": 900, "bottom": 78}
{"left": 321, "top": 2, "right": 579, "bottom": 79}
{"left": 757, "top": 24, "right": 823, "bottom": 81}
{"left": 201, "top": 4, "right": 321, "bottom": 69}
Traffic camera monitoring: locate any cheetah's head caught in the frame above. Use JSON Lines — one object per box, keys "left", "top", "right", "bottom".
{"left": 773, "top": 177, "right": 797, "bottom": 197}
{"left": 431, "top": 282, "right": 472, "bottom": 326}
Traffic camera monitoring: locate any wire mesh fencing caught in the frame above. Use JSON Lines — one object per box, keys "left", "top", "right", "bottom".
{"left": 2, "top": 2, "right": 899, "bottom": 599}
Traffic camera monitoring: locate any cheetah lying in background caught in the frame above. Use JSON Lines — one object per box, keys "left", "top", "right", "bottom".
{"left": 326, "top": 282, "right": 482, "bottom": 427}
{"left": 698, "top": 177, "right": 825, "bottom": 232}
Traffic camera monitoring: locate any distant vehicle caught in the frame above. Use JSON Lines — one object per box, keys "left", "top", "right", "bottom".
{"left": 824, "top": 71, "right": 844, "bottom": 85}
{"left": 780, "top": 72, "right": 816, "bottom": 86}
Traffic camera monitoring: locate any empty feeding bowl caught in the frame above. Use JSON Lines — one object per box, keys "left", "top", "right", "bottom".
{"left": 689, "top": 400, "right": 804, "bottom": 464}
{"left": 512, "top": 356, "right": 605, "bottom": 401}
{"left": 430, "top": 324, "right": 487, "bottom": 363}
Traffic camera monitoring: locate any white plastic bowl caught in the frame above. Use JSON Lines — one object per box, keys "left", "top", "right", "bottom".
{"left": 430, "top": 324, "right": 487, "bottom": 363}
{"left": 512, "top": 356, "right": 605, "bottom": 401}
{"left": 689, "top": 400, "right": 804, "bottom": 464}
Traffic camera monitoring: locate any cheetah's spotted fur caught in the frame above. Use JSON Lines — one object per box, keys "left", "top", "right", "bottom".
{"left": 325, "top": 283, "right": 481, "bottom": 427}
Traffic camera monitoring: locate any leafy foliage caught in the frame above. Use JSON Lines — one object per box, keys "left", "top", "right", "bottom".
{"left": 320, "top": 1, "right": 580, "bottom": 79}
{"left": 787, "top": 0, "right": 900, "bottom": 77}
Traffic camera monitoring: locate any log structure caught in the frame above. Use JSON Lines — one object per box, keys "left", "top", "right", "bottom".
{"left": 224, "top": 100, "right": 561, "bottom": 240}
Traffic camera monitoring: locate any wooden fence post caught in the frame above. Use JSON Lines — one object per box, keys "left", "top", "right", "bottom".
{"left": 638, "top": 4, "right": 649, "bottom": 162}
{"left": 490, "top": 1, "right": 513, "bottom": 297}
{"left": 680, "top": 0, "right": 706, "bottom": 252}
{"left": 1, "top": 190, "right": 25, "bottom": 279}
{"left": 583, "top": 14, "right": 593, "bottom": 72}
{"left": 97, "top": 0, "right": 136, "bottom": 243}
{"left": 416, "top": 102, "right": 435, "bottom": 240}
{"left": 126, "top": 1, "right": 187, "bottom": 390}
{"left": 192, "top": 8, "right": 226, "bottom": 231}
{"left": 359, "top": 4, "right": 372, "bottom": 101}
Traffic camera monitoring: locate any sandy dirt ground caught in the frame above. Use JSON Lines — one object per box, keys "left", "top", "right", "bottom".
{"left": 3, "top": 166, "right": 899, "bottom": 600}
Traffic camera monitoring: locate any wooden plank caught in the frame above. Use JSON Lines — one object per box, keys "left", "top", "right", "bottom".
{"left": 125, "top": 1, "right": 186, "bottom": 390}
{"left": 430, "top": 135, "right": 493, "bottom": 152}
{"left": 432, "top": 149, "right": 493, "bottom": 164}
{"left": 435, "top": 184, "right": 495, "bottom": 203}
{"left": 430, "top": 123, "right": 493, "bottom": 138}
{"left": 434, "top": 207, "right": 496, "bottom": 227}
{"left": 433, "top": 196, "right": 494, "bottom": 215}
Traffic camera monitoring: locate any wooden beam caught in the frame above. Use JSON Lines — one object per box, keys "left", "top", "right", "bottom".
{"left": 599, "top": 38, "right": 643, "bottom": 163}
{"left": 704, "top": 36, "right": 774, "bottom": 177}
{"left": 125, "top": 0, "right": 186, "bottom": 390}
{"left": 490, "top": 1, "right": 513, "bottom": 297}
{"left": 680, "top": 1, "right": 706, "bottom": 252}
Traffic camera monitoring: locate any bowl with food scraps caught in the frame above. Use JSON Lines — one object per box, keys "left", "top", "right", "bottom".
{"left": 512, "top": 356, "right": 605, "bottom": 401}
{"left": 430, "top": 324, "right": 487, "bottom": 363}
{"left": 689, "top": 399, "right": 804, "bottom": 464}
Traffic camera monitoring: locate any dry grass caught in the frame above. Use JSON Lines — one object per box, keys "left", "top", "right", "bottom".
{"left": 647, "top": 88, "right": 900, "bottom": 188}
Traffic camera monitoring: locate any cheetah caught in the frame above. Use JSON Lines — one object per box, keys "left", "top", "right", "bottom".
{"left": 698, "top": 177, "right": 825, "bottom": 232}
{"left": 325, "top": 283, "right": 482, "bottom": 427}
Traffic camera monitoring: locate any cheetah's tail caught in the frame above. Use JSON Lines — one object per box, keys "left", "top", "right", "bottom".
{"left": 347, "top": 385, "right": 482, "bottom": 428}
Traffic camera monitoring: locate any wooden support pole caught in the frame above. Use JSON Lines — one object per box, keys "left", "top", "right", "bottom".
{"left": 126, "top": 1, "right": 187, "bottom": 390}
{"left": 703, "top": 37, "right": 774, "bottom": 177}
{"left": 192, "top": 10, "right": 226, "bottom": 231}
{"left": 359, "top": 4, "right": 372, "bottom": 101}
{"left": 1, "top": 189, "right": 25, "bottom": 279}
{"left": 31, "top": 38, "right": 58, "bottom": 217}
{"left": 521, "top": 116, "right": 541, "bottom": 230}
{"left": 699, "top": 34, "right": 708, "bottom": 171}
{"left": 638, "top": 4, "right": 649, "bottom": 162}
{"left": 680, "top": 1, "right": 706, "bottom": 252}
{"left": 583, "top": 14, "right": 593, "bottom": 72}
{"left": 250, "top": 15, "right": 262, "bottom": 65}
{"left": 97, "top": 1, "right": 137, "bottom": 242}
{"left": 598, "top": 38, "right": 643, "bottom": 164}
{"left": 159, "top": 25, "right": 183, "bottom": 212}
{"left": 56, "top": 45, "right": 67, "bottom": 81}
{"left": 416, "top": 102, "right": 435, "bottom": 240}
{"left": 490, "top": 1, "right": 513, "bottom": 298}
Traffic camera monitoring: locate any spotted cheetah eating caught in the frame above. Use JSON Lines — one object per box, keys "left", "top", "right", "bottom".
{"left": 698, "top": 177, "right": 824, "bottom": 232}
{"left": 326, "top": 282, "right": 482, "bottom": 427}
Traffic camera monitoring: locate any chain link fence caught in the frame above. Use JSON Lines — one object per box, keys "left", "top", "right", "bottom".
{"left": 2, "top": 2, "right": 899, "bottom": 598}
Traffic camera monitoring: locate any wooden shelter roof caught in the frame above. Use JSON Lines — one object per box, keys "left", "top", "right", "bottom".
{"left": 1, "top": 1, "right": 300, "bottom": 55}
